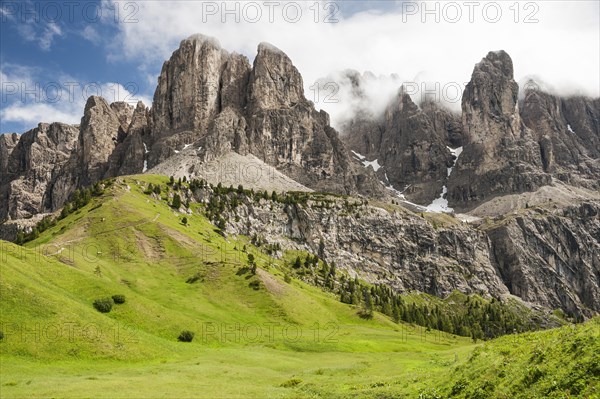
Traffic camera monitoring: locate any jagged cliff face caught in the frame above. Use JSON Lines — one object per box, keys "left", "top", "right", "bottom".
{"left": 421, "top": 100, "right": 464, "bottom": 148}
{"left": 5, "top": 39, "right": 596, "bottom": 220}
{"left": 341, "top": 51, "right": 598, "bottom": 210}
{"left": 79, "top": 97, "right": 127, "bottom": 185}
{"left": 520, "top": 88, "right": 600, "bottom": 184}
{"left": 378, "top": 90, "right": 453, "bottom": 203}
{"left": 447, "top": 51, "right": 599, "bottom": 210}
{"left": 447, "top": 51, "right": 551, "bottom": 209}
{"left": 0, "top": 133, "right": 20, "bottom": 172}
{"left": 0, "top": 123, "right": 79, "bottom": 220}
{"left": 208, "top": 189, "right": 600, "bottom": 316}
{"left": 148, "top": 35, "right": 384, "bottom": 197}
{"left": 338, "top": 71, "right": 461, "bottom": 204}
{"left": 487, "top": 202, "right": 600, "bottom": 316}
{"left": 0, "top": 97, "right": 150, "bottom": 220}
{"left": 0, "top": 35, "right": 384, "bottom": 221}
{"left": 151, "top": 35, "right": 234, "bottom": 136}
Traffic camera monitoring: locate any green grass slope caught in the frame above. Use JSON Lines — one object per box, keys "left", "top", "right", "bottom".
{"left": 439, "top": 317, "right": 600, "bottom": 399}
{"left": 0, "top": 175, "right": 597, "bottom": 398}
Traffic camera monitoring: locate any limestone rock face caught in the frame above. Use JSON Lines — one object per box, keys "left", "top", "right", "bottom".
{"left": 1, "top": 34, "right": 385, "bottom": 222}
{"left": 378, "top": 89, "right": 453, "bottom": 203}
{"left": 341, "top": 85, "right": 454, "bottom": 204}
{"left": 108, "top": 101, "right": 150, "bottom": 176}
{"left": 220, "top": 53, "right": 251, "bottom": 111}
{"left": 0, "top": 123, "right": 79, "bottom": 220}
{"left": 421, "top": 100, "right": 464, "bottom": 148}
{"left": 520, "top": 88, "right": 600, "bottom": 184}
{"left": 0, "top": 133, "right": 20, "bottom": 173}
{"left": 342, "top": 113, "right": 383, "bottom": 161}
{"left": 487, "top": 202, "right": 600, "bottom": 316}
{"left": 447, "top": 51, "right": 552, "bottom": 209}
{"left": 247, "top": 42, "right": 305, "bottom": 110}
{"left": 79, "top": 96, "right": 123, "bottom": 185}
{"left": 446, "top": 51, "right": 598, "bottom": 210}
{"left": 110, "top": 101, "right": 134, "bottom": 135}
{"left": 219, "top": 191, "right": 600, "bottom": 317}
{"left": 151, "top": 35, "right": 231, "bottom": 137}
{"left": 0, "top": 97, "right": 150, "bottom": 221}
{"left": 148, "top": 35, "right": 385, "bottom": 198}
{"left": 460, "top": 50, "right": 521, "bottom": 144}
{"left": 339, "top": 50, "right": 597, "bottom": 210}
{"left": 561, "top": 97, "right": 600, "bottom": 158}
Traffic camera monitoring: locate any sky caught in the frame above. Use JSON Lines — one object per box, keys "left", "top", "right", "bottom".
{"left": 1, "top": 0, "right": 599, "bottom": 133}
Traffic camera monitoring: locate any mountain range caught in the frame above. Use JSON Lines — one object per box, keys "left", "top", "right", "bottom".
{"left": 1, "top": 34, "right": 599, "bottom": 319}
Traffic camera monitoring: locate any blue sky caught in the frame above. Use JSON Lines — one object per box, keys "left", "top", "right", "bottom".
{"left": 1, "top": 1, "right": 599, "bottom": 133}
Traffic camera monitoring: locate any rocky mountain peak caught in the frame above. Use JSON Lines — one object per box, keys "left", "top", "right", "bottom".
{"left": 248, "top": 42, "right": 305, "bottom": 110}
{"left": 385, "top": 86, "right": 419, "bottom": 116}
{"left": 476, "top": 50, "right": 514, "bottom": 78}
{"left": 2, "top": 40, "right": 598, "bottom": 224}
{"left": 461, "top": 50, "right": 520, "bottom": 143}
{"left": 79, "top": 95, "right": 122, "bottom": 185}
{"left": 151, "top": 34, "right": 230, "bottom": 136}
{"left": 446, "top": 49, "right": 600, "bottom": 210}
{"left": 145, "top": 34, "right": 385, "bottom": 197}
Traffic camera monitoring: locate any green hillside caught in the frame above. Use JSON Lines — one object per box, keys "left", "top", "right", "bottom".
{"left": 0, "top": 175, "right": 597, "bottom": 398}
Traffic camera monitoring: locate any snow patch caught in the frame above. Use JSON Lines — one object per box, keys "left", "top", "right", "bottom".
{"left": 173, "top": 150, "right": 180, "bottom": 154}
{"left": 426, "top": 146, "right": 463, "bottom": 213}
{"left": 183, "top": 143, "right": 192, "bottom": 150}
{"left": 142, "top": 142, "right": 149, "bottom": 172}
{"left": 383, "top": 182, "right": 406, "bottom": 200}
{"left": 351, "top": 150, "right": 365, "bottom": 160}
{"left": 567, "top": 124, "right": 575, "bottom": 134}
{"left": 426, "top": 186, "right": 452, "bottom": 213}
{"left": 352, "top": 150, "right": 381, "bottom": 171}
{"left": 446, "top": 146, "right": 463, "bottom": 177}
{"left": 363, "top": 158, "right": 381, "bottom": 172}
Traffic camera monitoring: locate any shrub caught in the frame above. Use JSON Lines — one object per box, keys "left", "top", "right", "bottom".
{"left": 280, "top": 378, "right": 302, "bottom": 388}
{"left": 93, "top": 298, "right": 113, "bottom": 313}
{"left": 284, "top": 273, "right": 292, "bottom": 283}
{"left": 112, "top": 294, "right": 126, "bottom": 304}
{"left": 451, "top": 378, "right": 468, "bottom": 395}
{"left": 172, "top": 193, "right": 182, "bottom": 209}
{"left": 178, "top": 330, "right": 195, "bottom": 342}
{"left": 357, "top": 309, "right": 374, "bottom": 319}
{"left": 523, "top": 366, "right": 544, "bottom": 385}
{"left": 0, "top": 331, "right": 4, "bottom": 340}
{"left": 181, "top": 216, "right": 188, "bottom": 225}
{"left": 249, "top": 280, "right": 261, "bottom": 290}
{"left": 186, "top": 273, "right": 203, "bottom": 284}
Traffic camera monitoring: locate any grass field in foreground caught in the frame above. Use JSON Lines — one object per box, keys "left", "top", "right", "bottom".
{"left": 0, "top": 175, "right": 597, "bottom": 398}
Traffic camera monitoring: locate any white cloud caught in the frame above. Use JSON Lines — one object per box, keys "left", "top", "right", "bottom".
{"left": 80, "top": 26, "right": 101, "bottom": 45}
{"left": 101, "top": 0, "right": 599, "bottom": 127}
{"left": 1, "top": 102, "right": 83, "bottom": 127}
{"left": 1, "top": 63, "right": 152, "bottom": 132}
{"left": 17, "top": 21, "right": 63, "bottom": 51}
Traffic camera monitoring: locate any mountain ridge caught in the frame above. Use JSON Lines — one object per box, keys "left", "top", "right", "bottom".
{"left": 1, "top": 34, "right": 599, "bottom": 321}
